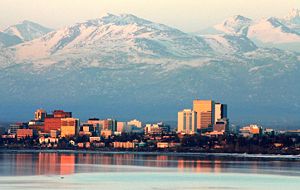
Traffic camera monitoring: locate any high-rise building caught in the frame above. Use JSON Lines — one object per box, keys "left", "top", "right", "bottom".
{"left": 193, "top": 100, "right": 215, "bottom": 130}
{"left": 214, "top": 103, "right": 227, "bottom": 123}
{"left": 44, "top": 118, "right": 61, "bottom": 133}
{"left": 60, "top": 118, "right": 80, "bottom": 137}
{"left": 87, "top": 118, "right": 101, "bottom": 136}
{"left": 44, "top": 110, "right": 72, "bottom": 133}
{"left": 177, "top": 109, "right": 197, "bottom": 134}
{"left": 100, "top": 119, "right": 117, "bottom": 131}
{"left": 117, "top": 122, "right": 127, "bottom": 132}
{"left": 34, "top": 109, "right": 46, "bottom": 121}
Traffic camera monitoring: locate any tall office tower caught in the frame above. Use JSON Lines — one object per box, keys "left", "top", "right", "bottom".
{"left": 99, "top": 119, "right": 117, "bottom": 132}
{"left": 60, "top": 118, "right": 80, "bottom": 137}
{"left": 87, "top": 118, "right": 101, "bottom": 136}
{"left": 177, "top": 109, "right": 197, "bottom": 134}
{"left": 193, "top": 100, "right": 215, "bottom": 130}
{"left": 214, "top": 103, "right": 228, "bottom": 123}
{"left": 34, "top": 109, "right": 46, "bottom": 121}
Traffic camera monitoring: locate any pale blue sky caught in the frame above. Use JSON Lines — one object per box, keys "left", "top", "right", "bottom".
{"left": 0, "top": 0, "right": 299, "bottom": 32}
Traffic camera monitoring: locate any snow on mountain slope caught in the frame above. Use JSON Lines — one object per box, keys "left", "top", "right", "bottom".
{"left": 0, "top": 32, "right": 22, "bottom": 48}
{"left": 282, "top": 9, "right": 300, "bottom": 34}
{"left": 202, "top": 34, "right": 257, "bottom": 54}
{"left": 248, "top": 17, "right": 300, "bottom": 44}
{"left": 4, "top": 20, "right": 52, "bottom": 41}
{"left": 12, "top": 13, "right": 212, "bottom": 65}
{"left": 212, "top": 11, "right": 300, "bottom": 51}
{"left": 284, "top": 8, "right": 300, "bottom": 25}
{"left": 1, "top": 13, "right": 300, "bottom": 123}
{"left": 214, "top": 15, "right": 252, "bottom": 36}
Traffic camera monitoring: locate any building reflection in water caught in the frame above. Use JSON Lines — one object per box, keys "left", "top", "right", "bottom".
{"left": 2, "top": 153, "right": 224, "bottom": 175}
{"left": 2, "top": 152, "right": 295, "bottom": 176}
{"left": 60, "top": 154, "right": 75, "bottom": 175}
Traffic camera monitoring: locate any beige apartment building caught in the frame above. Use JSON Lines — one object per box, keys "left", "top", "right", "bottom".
{"left": 61, "top": 118, "right": 80, "bottom": 137}
{"left": 177, "top": 109, "right": 197, "bottom": 134}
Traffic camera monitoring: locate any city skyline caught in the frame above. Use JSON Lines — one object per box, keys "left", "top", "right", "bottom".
{"left": 1, "top": 101, "right": 299, "bottom": 155}
{"left": 1, "top": 1, "right": 300, "bottom": 189}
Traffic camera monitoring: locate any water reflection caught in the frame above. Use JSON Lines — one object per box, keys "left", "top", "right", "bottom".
{"left": 0, "top": 152, "right": 299, "bottom": 176}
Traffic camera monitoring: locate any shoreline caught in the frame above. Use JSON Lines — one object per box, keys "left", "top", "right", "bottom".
{"left": 0, "top": 149, "right": 299, "bottom": 161}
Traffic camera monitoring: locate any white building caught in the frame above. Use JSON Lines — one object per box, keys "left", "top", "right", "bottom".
{"left": 127, "top": 119, "right": 142, "bottom": 128}
{"left": 177, "top": 109, "right": 197, "bottom": 134}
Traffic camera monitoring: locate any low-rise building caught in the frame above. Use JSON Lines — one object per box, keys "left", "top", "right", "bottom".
{"left": 239, "top": 124, "right": 262, "bottom": 137}
{"left": 157, "top": 142, "right": 169, "bottom": 148}
{"left": 9, "top": 123, "right": 27, "bottom": 134}
{"left": 145, "top": 122, "right": 170, "bottom": 135}
{"left": 127, "top": 119, "right": 142, "bottom": 128}
{"left": 100, "top": 129, "right": 113, "bottom": 138}
{"left": 39, "top": 137, "right": 59, "bottom": 144}
{"left": 113, "top": 141, "right": 136, "bottom": 149}
{"left": 50, "top": 130, "right": 59, "bottom": 138}
{"left": 89, "top": 136, "right": 101, "bottom": 143}
{"left": 214, "top": 118, "right": 229, "bottom": 133}
{"left": 16, "top": 129, "right": 33, "bottom": 139}
{"left": 285, "top": 130, "right": 300, "bottom": 136}
{"left": 1, "top": 134, "right": 15, "bottom": 139}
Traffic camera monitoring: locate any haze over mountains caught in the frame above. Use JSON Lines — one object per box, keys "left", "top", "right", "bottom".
{"left": 202, "top": 8, "right": 300, "bottom": 51}
{"left": 0, "top": 10, "right": 300, "bottom": 127}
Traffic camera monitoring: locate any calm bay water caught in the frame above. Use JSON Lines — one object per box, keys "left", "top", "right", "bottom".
{"left": 0, "top": 152, "right": 299, "bottom": 190}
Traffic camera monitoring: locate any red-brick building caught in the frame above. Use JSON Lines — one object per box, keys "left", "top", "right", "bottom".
{"left": 43, "top": 110, "right": 72, "bottom": 133}
{"left": 44, "top": 117, "right": 62, "bottom": 133}
{"left": 17, "top": 129, "right": 33, "bottom": 139}
{"left": 53, "top": 110, "right": 72, "bottom": 118}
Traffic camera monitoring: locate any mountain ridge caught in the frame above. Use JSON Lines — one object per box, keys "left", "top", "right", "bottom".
{"left": 0, "top": 11, "right": 300, "bottom": 124}
{"left": 4, "top": 20, "right": 52, "bottom": 42}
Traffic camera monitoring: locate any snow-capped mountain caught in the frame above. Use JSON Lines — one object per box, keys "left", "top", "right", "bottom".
{"left": 202, "top": 34, "right": 257, "bottom": 54}
{"left": 0, "top": 32, "right": 22, "bottom": 48}
{"left": 12, "top": 13, "right": 212, "bottom": 66}
{"left": 212, "top": 9, "right": 300, "bottom": 52}
{"left": 214, "top": 15, "right": 252, "bottom": 36}
{"left": 284, "top": 8, "right": 300, "bottom": 25}
{"left": 0, "top": 12, "right": 300, "bottom": 124}
{"left": 4, "top": 20, "right": 52, "bottom": 42}
{"left": 248, "top": 17, "right": 300, "bottom": 44}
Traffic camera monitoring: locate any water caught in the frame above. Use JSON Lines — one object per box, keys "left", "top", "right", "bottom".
{"left": 0, "top": 152, "right": 299, "bottom": 190}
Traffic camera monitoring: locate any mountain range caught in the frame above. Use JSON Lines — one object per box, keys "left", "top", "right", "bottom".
{"left": 202, "top": 8, "right": 300, "bottom": 52}
{"left": 0, "top": 10, "right": 300, "bottom": 128}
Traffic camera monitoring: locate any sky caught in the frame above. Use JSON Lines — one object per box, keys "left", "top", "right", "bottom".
{"left": 0, "top": 0, "right": 299, "bottom": 32}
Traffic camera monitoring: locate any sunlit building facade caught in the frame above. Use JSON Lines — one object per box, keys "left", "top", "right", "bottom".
{"left": 214, "top": 103, "right": 227, "bottom": 123}
{"left": 34, "top": 109, "right": 46, "bottom": 121}
{"left": 177, "top": 109, "right": 197, "bottom": 134}
{"left": 60, "top": 118, "right": 80, "bottom": 137}
{"left": 193, "top": 100, "right": 215, "bottom": 131}
{"left": 127, "top": 119, "right": 142, "bottom": 128}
